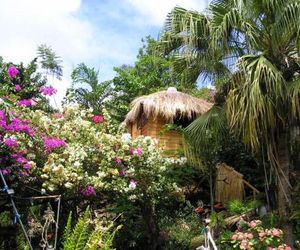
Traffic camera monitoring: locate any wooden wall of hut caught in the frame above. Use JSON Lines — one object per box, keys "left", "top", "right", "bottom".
{"left": 129, "top": 115, "right": 182, "bottom": 153}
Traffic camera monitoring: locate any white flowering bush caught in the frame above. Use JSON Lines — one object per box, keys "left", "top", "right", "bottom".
{"left": 2, "top": 102, "right": 185, "bottom": 248}
{"left": 15, "top": 105, "right": 182, "bottom": 201}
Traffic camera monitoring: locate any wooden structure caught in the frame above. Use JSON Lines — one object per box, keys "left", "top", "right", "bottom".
{"left": 215, "top": 163, "right": 259, "bottom": 204}
{"left": 125, "top": 87, "right": 212, "bottom": 152}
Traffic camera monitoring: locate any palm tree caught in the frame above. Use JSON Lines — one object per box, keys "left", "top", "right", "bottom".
{"left": 161, "top": 0, "right": 300, "bottom": 244}
{"left": 67, "top": 63, "right": 112, "bottom": 113}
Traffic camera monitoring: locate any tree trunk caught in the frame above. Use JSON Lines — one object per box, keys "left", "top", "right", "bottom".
{"left": 141, "top": 202, "right": 159, "bottom": 250}
{"left": 277, "top": 133, "right": 294, "bottom": 246}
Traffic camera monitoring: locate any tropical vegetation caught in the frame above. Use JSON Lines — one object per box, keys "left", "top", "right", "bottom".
{"left": 0, "top": 0, "right": 299, "bottom": 249}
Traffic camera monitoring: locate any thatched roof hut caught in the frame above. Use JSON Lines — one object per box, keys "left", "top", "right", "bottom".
{"left": 125, "top": 87, "right": 213, "bottom": 153}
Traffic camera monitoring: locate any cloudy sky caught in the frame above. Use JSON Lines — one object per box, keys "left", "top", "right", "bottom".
{"left": 0, "top": 0, "right": 209, "bottom": 103}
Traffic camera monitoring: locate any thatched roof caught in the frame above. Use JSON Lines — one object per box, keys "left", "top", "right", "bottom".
{"left": 125, "top": 87, "right": 213, "bottom": 124}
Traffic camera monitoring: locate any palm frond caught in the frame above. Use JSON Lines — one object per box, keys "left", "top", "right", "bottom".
{"left": 289, "top": 77, "right": 300, "bottom": 119}
{"left": 272, "top": 1, "right": 300, "bottom": 49}
{"left": 227, "top": 54, "right": 286, "bottom": 151}
{"left": 71, "top": 63, "right": 99, "bottom": 88}
{"left": 183, "top": 105, "right": 227, "bottom": 166}
{"left": 210, "top": 0, "right": 259, "bottom": 53}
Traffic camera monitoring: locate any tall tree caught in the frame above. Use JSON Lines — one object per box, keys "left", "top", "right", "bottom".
{"left": 37, "top": 44, "right": 63, "bottom": 80}
{"left": 66, "top": 63, "right": 112, "bottom": 113}
{"left": 107, "top": 36, "right": 196, "bottom": 122}
{"left": 162, "top": 0, "right": 300, "bottom": 244}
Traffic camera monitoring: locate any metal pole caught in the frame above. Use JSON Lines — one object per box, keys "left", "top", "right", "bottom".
{"left": 54, "top": 196, "right": 61, "bottom": 249}
{"left": 0, "top": 171, "right": 33, "bottom": 250}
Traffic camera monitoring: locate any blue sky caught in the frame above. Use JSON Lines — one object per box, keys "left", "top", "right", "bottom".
{"left": 0, "top": 0, "right": 208, "bottom": 103}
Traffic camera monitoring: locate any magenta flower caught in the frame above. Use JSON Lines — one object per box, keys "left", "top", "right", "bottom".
{"left": 16, "top": 156, "right": 27, "bottom": 163}
{"left": 40, "top": 86, "right": 57, "bottom": 96}
{"left": 1, "top": 169, "right": 11, "bottom": 176}
{"left": 0, "top": 111, "right": 6, "bottom": 129}
{"left": 7, "top": 66, "right": 19, "bottom": 79}
{"left": 23, "top": 163, "right": 32, "bottom": 169}
{"left": 81, "top": 185, "right": 96, "bottom": 196}
{"left": 43, "top": 137, "right": 66, "bottom": 151}
{"left": 119, "top": 170, "right": 127, "bottom": 177}
{"left": 18, "top": 99, "right": 33, "bottom": 107}
{"left": 19, "top": 170, "right": 29, "bottom": 177}
{"left": 92, "top": 115, "right": 104, "bottom": 124}
{"left": 131, "top": 147, "right": 143, "bottom": 156}
{"left": 15, "top": 84, "right": 22, "bottom": 91}
{"left": 0, "top": 110, "right": 6, "bottom": 120}
{"left": 4, "top": 138, "right": 18, "bottom": 147}
{"left": 115, "top": 157, "right": 122, "bottom": 164}
{"left": 5, "top": 118, "right": 34, "bottom": 136}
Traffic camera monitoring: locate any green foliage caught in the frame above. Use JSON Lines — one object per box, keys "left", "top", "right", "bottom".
{"left": 65, "top": 63, "right": 113, "bottom": 113}
{"left": 0, "top": 56, "right": 54, "bottom": 112}
{"left": 63, "top": 207, "right": 90, "bottom": 250}
{"left": 159, "top": 203, "right": 202, "bottom": 249}
{"left": 227, "top": 200, "right": 260, "bottom": 215}
{"left": 62, "top": 207, "right": 120, "bottom": 250}
{"left": 183, "top": 105, "right": 227, "bottom": 168}
{"left": 0, "top": 211, "right": 10, "bottom": 227}
{"left": 107, "top": 36, "right": 196, "bottom": 122}
{"left": 161, "top": 123, "right": 184, "bottom": 134}
{"left": 63, "top": 211, "right": 73, "bottom": 245}
{"left": 0, "top": 57, "right": 46, "bottom": 98}
{"left": 162, "top": 3, "right": 300, "bottom": 242}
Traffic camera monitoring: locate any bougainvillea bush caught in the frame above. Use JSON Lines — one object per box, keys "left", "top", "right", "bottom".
{"left": 0, "top": 93, "right": 185, "bottom": 247}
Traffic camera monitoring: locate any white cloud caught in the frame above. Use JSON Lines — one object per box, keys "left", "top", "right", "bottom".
{"left": 0, "top": 0, "right": 209, "bottom": 107}
{"left": 0, "top": 0, "right": 98, "bottom": 106}
{"left": 125, "top": 0, "right": 208, "bottom": 26}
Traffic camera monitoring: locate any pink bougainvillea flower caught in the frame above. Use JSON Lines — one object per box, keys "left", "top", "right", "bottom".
{"left": 52, "top": 113, "right": 64, "bottom": 119}
{"left": 43, "top": 137, "right": 66, "bottom": 151}
{"left": 19, "top": 170, "right": 29, "bottom": 177}
{"left": 15, "top": 156, "right": 27, "bottom": 163}
{"left": 115, "top": 157, "right": 122, "bottom": 164}
{"left": 81, "top": 185, "right": 96, "bottom": 196}
{"left": 92, "top": 115, "right": 104, "bottom": 124}
{"left": 23, "top": 163, "right": 32, "bottom": 169}
{"left": 7, "top": 66, "right": 19, "bottom": 79}
{"left": 0, "top": 110, "right": 6, "bottom": 120}
{"left": 131, "top": 147, "right": 143, "bottom": 156}
{"left": 40, "top": 86, "right": 57, "bottom": 96}
{"left": 4, "top": 138, "right": 18, "bottom": 147}
{"left": 119, "top": 170, "right": 127, "bottom": 177}
{"left": 129, "top": 180, "right": 137, "bottom": 189}
{"left": 1, "top": 169, "right": 11, "bottom": 176}
{"left": 15, "top": 84, "right": 22, "bottom": 92}
{"left": 5, "top": 118, "right": 34, "bottom": 136}
{"left": 18, "top": 99, "right": 33, "bottom": 107}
